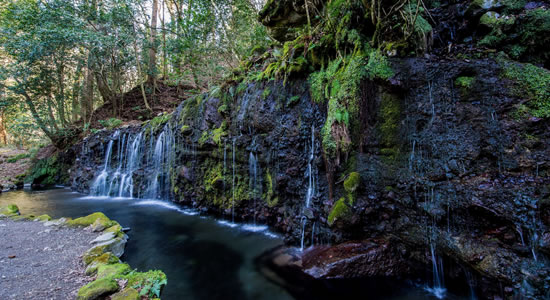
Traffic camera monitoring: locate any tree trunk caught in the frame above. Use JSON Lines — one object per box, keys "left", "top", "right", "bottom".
{"left": 94, "top": 71, "right": 115, "bottom": 110}
{"left": 0, "top": 110, "right": 7, "bottom": 145}
{"left": 148, "top": 0, "right": 159, "bottom": 83}
{"left": 82, "top": 63, "right": 94, "bottom": 125}
{"left": 56, "top": 60, "right": 67, "bottom": 127}
{"left": 72, "top": 61, "right": 84, "bottom": 123}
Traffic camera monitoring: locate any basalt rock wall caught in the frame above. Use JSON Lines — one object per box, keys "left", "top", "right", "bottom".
{"left": 70, "top": 57, "right": 550, "bottom": 298}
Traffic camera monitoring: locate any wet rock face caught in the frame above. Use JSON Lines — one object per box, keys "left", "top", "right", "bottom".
{"left": 302, "top": 240, "right": 412, "bottom": 279}
{"left": 70, "top": 58, "right": 550, "bottom": 298}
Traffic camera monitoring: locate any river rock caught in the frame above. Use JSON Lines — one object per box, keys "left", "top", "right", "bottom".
{"left": 302, "top": 240, "right": 411, "bottom": 279}
{"left": 90, "top": 232, "right": 116, "bottom": 244}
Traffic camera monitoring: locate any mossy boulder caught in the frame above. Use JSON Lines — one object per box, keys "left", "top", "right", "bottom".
{"left": 83, "top": 237, "right": 127, "bottom": 264}
{"left": 86, "top": 252, "right": 122, "bottom": 275}
{"left": 97, "top": 263, "right": 131, "bottom": 279}
{"left": 0, "top": 204, "right": 19, "bottom": 217}
{"left": 77, "top": 277, "right": 119, "bottom": 300}
{"left": 104, "top": 224, "right": 124, "bottom": 237}
{"left": 68, "top": 212, "right": 116, "bottom": 230}
{"left": 110, "top": 288, "right": 140, "bottom": 300}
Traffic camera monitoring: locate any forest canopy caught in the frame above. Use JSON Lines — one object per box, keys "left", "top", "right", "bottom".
{"left": 0, "top": 0, "right": 268, "bottom": 148}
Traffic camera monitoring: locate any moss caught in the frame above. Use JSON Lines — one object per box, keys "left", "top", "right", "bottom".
{"left": 86, "top": 252, "right": 122, "bottom": 275}
{"left": 111, "top": 288, "right": 140, "bottom": 300}
{"left": 217, "top": 104, "right": 228, "bottom": 115}
{"left": 455, "top": 76, "right": 475, "bottom": 89}
{"left": 262, "top": 87, "right": 271, "bottom": 100}
{"left": 379, "top": 92, "right": 402, "bottom": 147}
{"left": 97, "top": 263, "right": 131, "bottom": 279}
{"left": 68, "top": 212, "right": 115, "bottom": 228}
{"left": 344, "top": 172, "right": 360, "bottom": 193}
{"left": 76, "top": 277, "right": 119, "bottom": 300}
{"left": 287, "top": 95, "right": 300, "bottom": 106}
{"left": 104, "top": 224, "right": 124, "bottom": 238}
{"left": 265, "top": 172, "right": 279, "bottom": 207}
{"left": 10, "top": 214, "right": 36, "bottom": 221}
{"left": 502, "top": 61, "right": 550, "bottom": 118}
{"left": 328, "top": 197, "right": 351, "bottom": 226}
{"left": 147, "top": 113, "right": 171, "bottom": 131}
{"left": 25, "top": 153, "right": 69, "bottom": 186}
{"left": 0, "top": 204, "right": 19, "bottom": 216}
{"left": 34, "top": 214, "right": 52, "bottom": 221}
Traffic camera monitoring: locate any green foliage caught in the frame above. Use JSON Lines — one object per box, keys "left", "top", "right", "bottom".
{"left": 310, "top": 49, "right": 393, "bottom": 158}
{"left": 455, "top": 76, "right": 475, "bottom": 89}
{"left": 126, "top": 270, "right": 167, "bottom": 298}
{"left": 502, "top": 61, "right": 550, "bottom": 118}
{"left": 98, "top": 118, "right": 123, "bottom": 130}
{"left": 6, "top": 153, "right": 30, "bottom": 163}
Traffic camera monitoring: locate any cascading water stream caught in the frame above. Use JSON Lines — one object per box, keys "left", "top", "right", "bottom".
{"left": 426, "top": 242, "right": 447, "bottom": 299}
{"left": 249, "top": 151, "right": 260, "bottom": 225}
{"left": 300, "top": 125, "right": 315, "bottom": 251}
{"left": 90, "top": 122, "right": 175, "bottom": 200}
{"left": 232, "top": 138, "right": 236, "bottom": 223}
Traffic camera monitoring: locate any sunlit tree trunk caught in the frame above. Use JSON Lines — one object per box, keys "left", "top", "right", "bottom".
{"left": 0, "top": 110, "right": 7, "bottom": 145}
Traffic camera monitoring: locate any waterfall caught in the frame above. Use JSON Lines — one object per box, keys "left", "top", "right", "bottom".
{"left": 248, "top": 151, "right": 260, "bottom": 224}
{"left": 425, "top": 242, "right": 447, "bottom": 299}
{"left": 232, "top": 138, "right": 236, "bottom": 222}
{"left": 465, "top": 270, "right": 477, "bottom": 300}
{"left": 89, "top": 122, "right": 175, "bottom": 200}
{"left": 90, "top": 131, "right": 117, "bottom": 196}
{"left": 300, "top": 125, "right": 316, "bottom": 251}
{"left": 148, "top": 124, "right": 175, "bottom": 199}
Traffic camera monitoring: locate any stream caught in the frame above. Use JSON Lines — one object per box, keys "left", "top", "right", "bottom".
{"left": 0, "top": 188, "right": 469, "bottom": 300}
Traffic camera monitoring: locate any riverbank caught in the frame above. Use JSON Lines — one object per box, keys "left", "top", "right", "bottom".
{"left": 0, "top": 148, "right": 31, "bottom": 191}
{"left": 0, "top": 204, "right": 167, "bottom": 300}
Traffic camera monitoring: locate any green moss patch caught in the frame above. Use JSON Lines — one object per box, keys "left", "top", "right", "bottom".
{"left": 68, "top": 212, "right": 116, "bottom": 229}
{"left": 328, "top": 197, "right": 352, "bottom": 226}
{"left": 77, "top": 277, "right": 119, "bottom": 300}
{"left": 344, "top": 172, "right": 361, "bottom": 193}
{"left": 97, "top": 263, "right": 131, "bottom": 279}
{"left": 502, "top": 61, "right": 550, "bottom": 118}
{"left": 0, "top": 204, "right": 19, "bottom": 217}
{"left": 111, "top": 288, "right": 140, "bottom": 300}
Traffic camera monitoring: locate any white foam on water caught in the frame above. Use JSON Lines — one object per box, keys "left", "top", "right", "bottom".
{"left": 241, "top": 224, "right": 268, "bottom": 232}
{"left": 217, "top": 220, "right": 239, "bottom": 228}
{"left": 424, "top": 286, "right": 447, "bottom": 299}
{"left": 133, "top": 200, "right": 199, "bottom": 216}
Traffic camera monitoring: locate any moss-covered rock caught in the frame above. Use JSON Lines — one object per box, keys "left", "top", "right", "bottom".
{"left": 68, "top": 212, "right": 116, "bottom": 229}
{"left": 25, "top": 153, "right": 70, "bottom": 186}
{"left": 76, "top": 277, "right": 119, "bottom": 300}
{"left": 0, "top": 204, "right": 19, "bottom": 217}
{"left": 97, "top": 263, "right": 131, "bottom": 279}
{"left": 34, "top": 214, "right": 52, "bottom": 222}
{"left": 83, "top": 237, "right": 127, "bottom": 264}
{"left": 85, "top": 252, "right": 122, "bottom": 275}
{"left": 110, "top": 288, "right": 140, "bottom": 300}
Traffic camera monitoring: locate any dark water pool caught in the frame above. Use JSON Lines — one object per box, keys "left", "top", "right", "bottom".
{"left": 0, "top": 188, "right": 469, "bottom": 300}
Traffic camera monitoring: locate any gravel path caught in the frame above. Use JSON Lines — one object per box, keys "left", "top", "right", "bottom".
{"left": 0, "top": 219, "right": 100, "bottom": 299}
